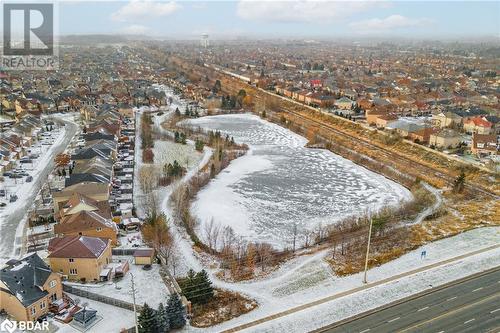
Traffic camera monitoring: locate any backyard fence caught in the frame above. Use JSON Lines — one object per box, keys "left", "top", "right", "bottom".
{"left": 63, "top": 284, "right": 142, "bottom": 312}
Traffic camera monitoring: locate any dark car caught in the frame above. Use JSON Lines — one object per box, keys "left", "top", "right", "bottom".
{"left": 26, "top": 176, "right": 33, "bottom": 182}
{"left": 0, "top": 189, "right": 5, "bottom": 197}
{"left": 142, "top": 264, "right": 152, "bottom": 271}
{"left": 9, "top": 195, "right": 18, "bottom": 202}
{"left": 2, "top": 172, "right": 12, "bottom": 177}
{"left": 9, "top": 173, "right": 23, "bottom": 179}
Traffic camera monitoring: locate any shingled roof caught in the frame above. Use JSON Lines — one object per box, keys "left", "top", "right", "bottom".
{"left": 55, "top": 210, "right": 117, "bottom": 234}
{"left": 0, "top": 253, "right": 53, "bottom": 306}
{"left": 48, "top": 236, "right": 110, "bottom": 259}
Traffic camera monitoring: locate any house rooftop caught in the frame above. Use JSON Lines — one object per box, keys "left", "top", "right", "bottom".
{"left": 0, "top": 253, "right": 53, "bottom": 307}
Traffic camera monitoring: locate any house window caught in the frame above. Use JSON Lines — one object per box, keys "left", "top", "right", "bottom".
{"left": 69, "top": 268, "right": 78, "bottom": 275}
{"left": 51, "top": 293, "right": 57, "bottom": 302}
{"left": 69, "top": 258, "right": 74, "bottom": 262}
{"left": 31, "top": 307, "right": 36, "bottom": 315}
{"left": 40, "top": 301, "right": 46, "bottom": 310}
{"left": 49, "top": 280, "right": 57, "bottom": 288}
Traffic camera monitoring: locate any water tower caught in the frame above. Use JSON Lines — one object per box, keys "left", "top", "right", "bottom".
{"left": 201, "top": 33, "right": 209, "bottom": 48}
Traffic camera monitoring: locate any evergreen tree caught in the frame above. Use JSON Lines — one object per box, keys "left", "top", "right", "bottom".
{"left": 184, "top": 106, "right": 190, "bottom": 117}
{"left": 156, "top": 303, "right": 170, "bottom": 333}
{"left": 210, "top": 163, "right": 216, "bottom": 178}
{"left": 138, "top": 303, "right": 157, "bottom": 333}
{"left": 453, "top": 172, "right": 466, "bottom": 193}
{"left": 195, "top": 139, "right": 204, "bottom": 152}
{"left": 175, "top": 107, "right": 180, "bottom": 116}
{"left": 193, "top": 270, "right": 214, "bottom": 304}
{"left": 167, "top": 294, "right": 186, "bottom": 329}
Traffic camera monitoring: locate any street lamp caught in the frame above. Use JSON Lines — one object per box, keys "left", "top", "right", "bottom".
{"left": 363, "top": 217, "right": 373, "bottom": 284}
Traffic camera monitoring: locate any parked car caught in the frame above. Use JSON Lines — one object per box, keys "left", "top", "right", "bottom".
{"left": 9, "top": 195, "right": 18, "bottom": 202}
{"left": 0, "top": 190, "right": 5, "bottom": 197}
{"left": 26, "top": 176, "right": 33, "bottom": 182}
{"left": 9, "top": 174, "right": 23, "bottom": 179}
{"left": 3, "top": 172, "right": 12, "bottom": 177}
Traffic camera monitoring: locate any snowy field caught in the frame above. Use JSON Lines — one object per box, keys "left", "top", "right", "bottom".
{"left": 186, "top": 114, "right": 412, "bottom": 248}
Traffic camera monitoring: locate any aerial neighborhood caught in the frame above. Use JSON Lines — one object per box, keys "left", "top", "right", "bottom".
{"left": 0, "top": 34, "right": 498, "bottom": 333}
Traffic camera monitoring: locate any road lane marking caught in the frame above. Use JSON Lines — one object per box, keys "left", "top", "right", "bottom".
{"left": 417, "top": 306, "right": 429, "bottom": 312}
{"left": 490, "top": 308, "right": 500, "bottom": 314}
{"left": 359, "top": 329, "right": 370, "bottom": 333}
{"left": 399, "top": 293, "right": 499, "bottom": 332}
{"left": 387, "top": 317, "right": 400, "bottom": 323}
{"left": 472, "top": 287, "right": 483, "bottom": 292}
{"left": 464, "top": 318, "right": 475, "bottom": 324}
{"left": 437, "top": 331, "right": 445, "bottom": 333}
{"left": 447, "top": 296, "right": 457, "bottom": 301}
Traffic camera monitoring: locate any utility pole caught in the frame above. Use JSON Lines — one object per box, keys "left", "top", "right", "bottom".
{"left": 363, "top": 218, "right": 373, "bottom": 284}
{"left": 130, "top": 273, "right": 139, "bottom": 333}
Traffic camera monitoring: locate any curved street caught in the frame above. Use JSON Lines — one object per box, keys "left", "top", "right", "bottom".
{"left": 0, "top": 115, "right": 79, "bottom": 262}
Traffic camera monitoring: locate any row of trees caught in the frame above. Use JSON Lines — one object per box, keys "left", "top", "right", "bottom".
{"left": 137, "top": 294, "right": 186, "bottom": 333}
{"left": 141, "top": 112, "right": 154, "bottom": 150}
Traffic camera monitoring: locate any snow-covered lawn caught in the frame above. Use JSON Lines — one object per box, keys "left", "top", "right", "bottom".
{"left": 65, "top": 259, "right": 171, "bottom": 309}
{"left": 186, "top": 114, "right": 412, "bottom": 249}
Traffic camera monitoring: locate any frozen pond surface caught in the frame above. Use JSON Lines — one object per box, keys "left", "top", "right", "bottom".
{"left": 187, "top": 114, "right": 412, "bottom": 248}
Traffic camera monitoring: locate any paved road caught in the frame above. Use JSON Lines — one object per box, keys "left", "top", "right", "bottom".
{"left": 318, "top": 268, "right": 500, "bottom": 333}
{"left": 0, "top": 116, "right": 78, "bottom": 260}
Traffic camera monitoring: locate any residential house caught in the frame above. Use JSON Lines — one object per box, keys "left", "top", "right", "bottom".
{"left": 375, "top": 114, "right": 398, "bottom": 128}
{"left": 52, "top": 182, "right": 110, "bottom": 214}
{"left": 463, "top": 116, "right": 493, "bottom": 134}
{"left": 54, "top": 210, "right": 118, "bottom": 246}
{"left": 335, "top": 97, "right": 354, "bottom": 110}
{"left": 429, "top": 129, "right": 462, "bottom": 149}
{"left": 0, "top": 254, "right": 62, "bottom": 321}
{"left": 432, "top": 111, "right": 462, "bottom": 128}
{"left": 47, "top": 236, "right": 112, "bottom": 282}
{"left": 471, "top": 133, "right": 498, "bottom": 156}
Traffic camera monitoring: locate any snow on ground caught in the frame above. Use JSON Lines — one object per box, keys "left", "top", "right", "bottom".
{"left": 0, "top": 126, "right": 65, "bottom": 212}
{"left": 185, "top": 114, "right": 413, "bottom": 249}
{"left": 0, "top": 114, "right": 79, "bottom": 264}
{"left": 65, "top": 259, "right": 170, "bottom": 309}
{"left": 52, "top": 294, "right": 136, "bottom": 333}
{"left": 129, "top": 86, "right": 500, "bottom": 332}
{"left": 182, "top": 226, "right": 499, "bottom": 332}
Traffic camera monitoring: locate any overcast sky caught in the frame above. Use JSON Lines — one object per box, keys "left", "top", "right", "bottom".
{"left": 54, "top": 1, "right": 500, "bottom": 39}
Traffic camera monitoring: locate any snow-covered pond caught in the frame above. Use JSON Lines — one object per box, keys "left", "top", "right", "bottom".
{"left": 186, "top": 114, "right": 412, "bottom": 249}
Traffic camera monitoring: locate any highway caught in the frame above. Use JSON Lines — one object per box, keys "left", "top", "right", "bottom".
{"left": 317, "top": 268, "right": 500, "bottom": 333}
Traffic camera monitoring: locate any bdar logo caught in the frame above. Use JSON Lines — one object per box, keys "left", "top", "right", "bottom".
{"left": 0, "top": 318, "right": 17, "bottom": 333}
